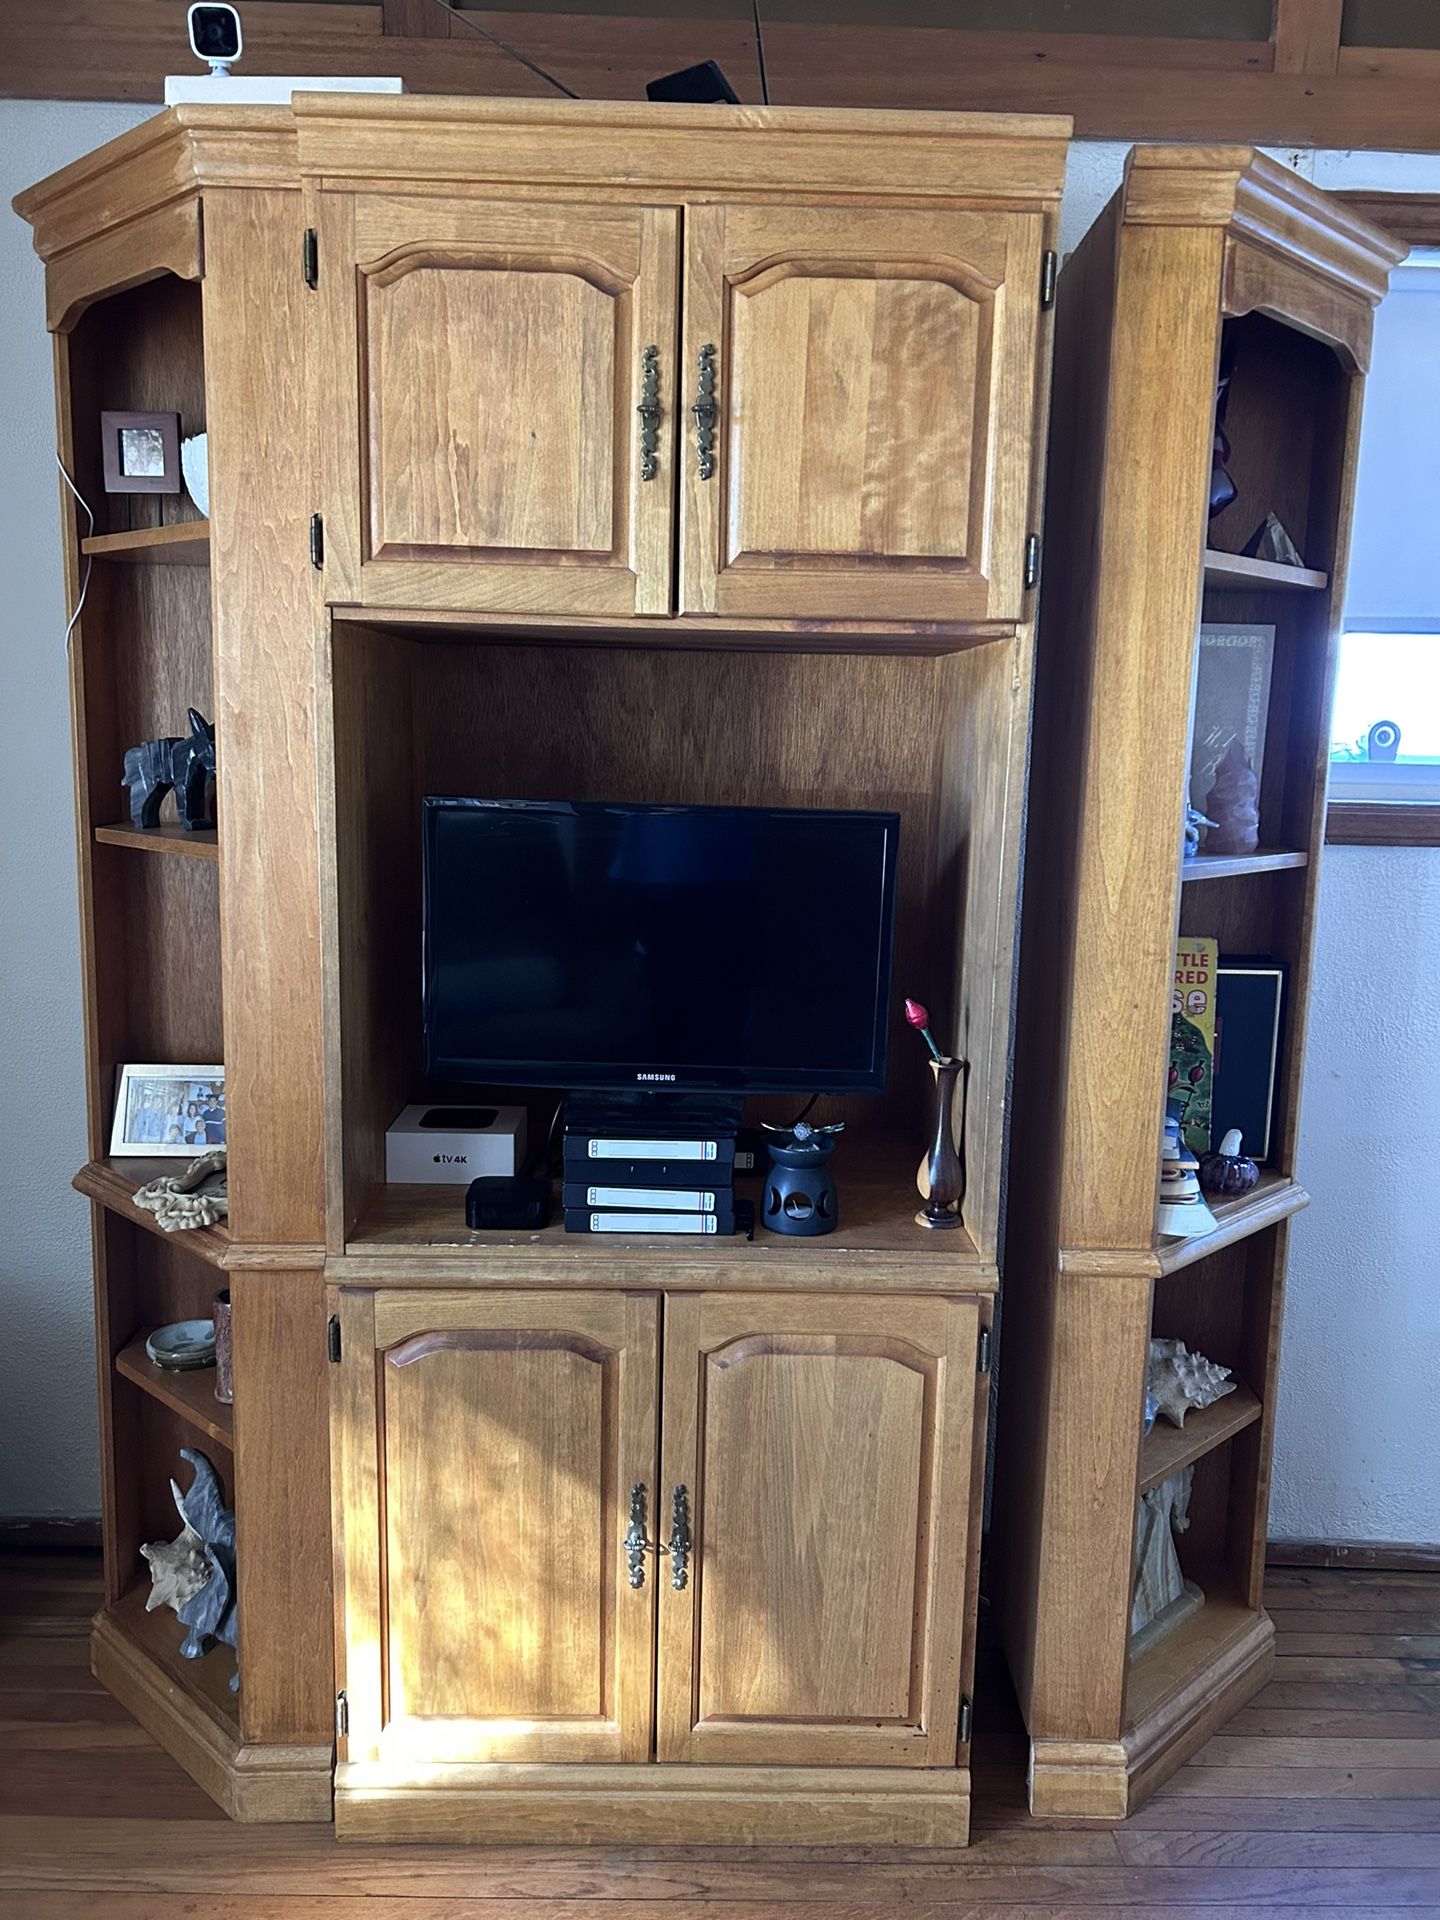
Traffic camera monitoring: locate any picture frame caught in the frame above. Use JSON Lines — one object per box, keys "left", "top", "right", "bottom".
{"left": 110, "top": 1064, "right": 226, "bottom": 1158}
{"left": 100, "top": 410, "right": 182, "bottom": 495}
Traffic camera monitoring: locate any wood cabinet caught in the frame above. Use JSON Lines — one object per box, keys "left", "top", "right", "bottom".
{"left": 18, "top": 95, "right": 1060, "bottom": 1845}
{"left": 316, "top": 195, "right": 679, "bottom": 618}
{"left": 330, "top": 1285, "right": 989, "bottom": 1838}
{"left": 991, "top": 149, "right": 1404, "bottom": 1822}
{"left": 680, "top": 205, "right": 1045, "bottom": 623}
{"left": 301, "top": 96, "right": 1066, "bottom": 637}
{"left": 657, "top": 1293, "right": 980, "bottom": 1767}
{"left": 333, "top": 1289, "right": 658, "bottom": 1766}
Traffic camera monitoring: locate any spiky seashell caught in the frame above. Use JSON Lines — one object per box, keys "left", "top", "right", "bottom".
{"left": 1147, "top": 1337, "right": 1236, "bottom": 1429}
{"left": 140, "top": 1523, "right": 210, "bottom": 1615}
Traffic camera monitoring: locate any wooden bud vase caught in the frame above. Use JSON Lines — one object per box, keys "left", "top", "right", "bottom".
{"left": 916, "top": 1057, "right": 965, "bottom": 1229}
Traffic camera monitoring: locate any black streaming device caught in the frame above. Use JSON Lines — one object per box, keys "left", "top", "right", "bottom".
{"left": 466, "top": 1175, "right": 552, "bottom": 1232}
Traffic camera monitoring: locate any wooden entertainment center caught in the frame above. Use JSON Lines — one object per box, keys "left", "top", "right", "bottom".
{"left": 14, "top": 100, "right": 1398, "bottom": 1843}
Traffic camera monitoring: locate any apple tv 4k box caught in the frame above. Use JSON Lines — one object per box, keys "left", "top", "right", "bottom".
{"left": 385, "top": 1104, "right": 527, "bottom": 1185}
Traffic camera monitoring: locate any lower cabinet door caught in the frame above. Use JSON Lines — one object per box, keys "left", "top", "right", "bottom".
{"left": 656, "top": 1292, "right": 982, "bottom": 1767}
{"left": 333, "top": 1288, "right": 657, "bottom": 1766}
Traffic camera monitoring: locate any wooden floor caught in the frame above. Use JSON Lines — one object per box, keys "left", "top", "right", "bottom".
{"left": 2, "top": 1553, "right": 1438, "bottom": 1915}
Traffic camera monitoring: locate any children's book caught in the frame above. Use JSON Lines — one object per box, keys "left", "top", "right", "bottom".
{"left": 1171, "top": 937, "right": 1218, "bottom": 1156}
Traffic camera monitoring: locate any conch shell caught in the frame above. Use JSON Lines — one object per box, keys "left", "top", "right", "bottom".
{"left": 140, "top": 1522, "right": 210, "bottom": 1615}
{"left": 1148, "top": 1337, "right": 1237, "bottom": 1429}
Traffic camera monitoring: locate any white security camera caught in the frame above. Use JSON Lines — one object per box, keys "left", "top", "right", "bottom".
{"left": 188, "top": 4, "right": 243, "bottom": 75}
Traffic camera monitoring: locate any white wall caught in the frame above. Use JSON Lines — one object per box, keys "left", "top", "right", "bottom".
{"left": 0, "top": 111, "right": 1435, "bottom": 1540}
{"left": 0, "top": 101, "right": 149, "bottom": 1520}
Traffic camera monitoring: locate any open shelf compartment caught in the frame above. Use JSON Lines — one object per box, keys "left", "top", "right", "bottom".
{"left": 325, "top": 622, "right": 1026, "bottom": 1280}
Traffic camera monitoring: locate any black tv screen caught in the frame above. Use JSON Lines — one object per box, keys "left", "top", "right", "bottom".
{"left": 422, "top": 798, "right": 899, "bottom": 1094}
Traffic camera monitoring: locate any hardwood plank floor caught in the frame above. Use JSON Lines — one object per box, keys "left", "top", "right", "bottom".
{"left": 1, "top": 1553, "right": 1437, "bottom": 1915}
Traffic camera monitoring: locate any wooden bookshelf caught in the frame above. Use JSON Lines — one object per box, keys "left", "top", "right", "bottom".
{"left": 1201, "top": 548, "right": 1327, "bottom": 591}
{"left": 1181, "top": 848, "right": 1308, "bottom": 881}
{"left": 115, "top": 1332, "right": 233, "bottom": 1450}
{"left": 104, "top": 1580, "right": 238, "bottom": 1728}
{"left": 73, "top": 1158, "right": 230, "bottom": 1269}
{"left": 992, "top": 150, "right": 1404, "bottom": 1822}
{"left": 1124, "top": 1562, "right": 1260, "bottom": 1732}
{"left": 94, "top": 822, "right": 218, "bottom": 860}
{"left": 1138, "top": 1384, "right": 1262, "bottom": 1494}
{"left": 81, "top": 520, "right": 210, "bottom": 564}
{"left": 1156, "top": 1173, "right": 1307, "bottom": 1277}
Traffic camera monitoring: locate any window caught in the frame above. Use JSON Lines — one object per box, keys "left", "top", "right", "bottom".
{"left": 1329, "top": 625, "right": 1440, "bottom": 802}
{"left": 1327, "top": 247, "right": 1440, "bottom": 844}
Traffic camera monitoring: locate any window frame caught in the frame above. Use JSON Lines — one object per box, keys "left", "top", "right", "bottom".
{"left": 1327, "top": 196, "right": 1440, "bottom": 850}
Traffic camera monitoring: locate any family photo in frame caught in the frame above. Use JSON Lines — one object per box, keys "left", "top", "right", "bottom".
{"left": 109, "top": 1064, "right": 226, "bottom": 1157}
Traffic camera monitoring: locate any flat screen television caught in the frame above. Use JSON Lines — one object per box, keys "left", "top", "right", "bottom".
{"left": 422, "top": 797, "right": 900, "bottom": 1094}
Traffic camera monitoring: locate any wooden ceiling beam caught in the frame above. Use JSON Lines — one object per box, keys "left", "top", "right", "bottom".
{"left": 1272, "top": 0, "right": 1343, "bottom": 76}
{"left": 381, "top": 0, "right": 453, "bottom": 36}
{"left": 3, "top": 2, "right": 1440, "bottom": 151}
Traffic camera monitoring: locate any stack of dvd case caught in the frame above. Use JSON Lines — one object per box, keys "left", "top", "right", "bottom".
{"left": 562, "top": 1106, "right": 739, "bottom": 1235}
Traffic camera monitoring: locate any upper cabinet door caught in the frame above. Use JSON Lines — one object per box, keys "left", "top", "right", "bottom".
{"left": 317, "top": 196, "right": 679, "bottom": 616}
{"left": 680, "top": 205, "right": 1045, "bottom": 625}
{"left": 332, "top": 1288, "right": 657, "bottom": 1768}
{"left": 656, "top": 1292, "right": 983, "bottom": 1768}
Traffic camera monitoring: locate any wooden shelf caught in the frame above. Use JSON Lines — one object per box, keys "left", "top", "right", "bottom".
{"left": 73, "top": 1158, "right": 230, "bottom": 1270}
{"left": 1139, "top": 1383, "right": 1262, "bottom": 1495}
{"left": 1181, "top": 848, "right": 1308, "bottom": 881}
{"left": 1125, "top": 1563, "right": 1262, "bottom": 1733}
{"left": 105, "top": 1581, "right": 238, "bottom": 1734}
{"left": 81, "top": 521, "right": 210, "bottom": 565}
{"left": 1156, "top": 1171, "right": 1308, "bottom": 1277}
{"left": 114, "top": 1333, "right": 232, "bottom": 1450}
{"left": 342, "top": 1148, "right": 993, "bottom": 1291}
{"left": 1201, "top": 548, "right": 1328, "bottom": 591}
{"left": 94, "top": 822, "right": 218, "bottom": 860}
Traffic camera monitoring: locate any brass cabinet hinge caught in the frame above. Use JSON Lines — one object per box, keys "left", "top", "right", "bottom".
{"left": 960, "top": 1694, "right": 973, "bottom": 1745}
{"left": 978, "top": 1324, "right": 991, "bottom": 1375}
{"left": 310, "top": 513, "right": 325, "bottom": 571}
{"left": 327, "top": 1314, "right": 341, "bottom": 1364}
{"left": 1024, "top": 533, "right": 1041, "bottom": 592}
{"left": 303, "top": 228, "right": 318, "bottom": 289}
{"left": 1040, "top": 248, "right": 1057, "bottom": 311}
{"left": 335, "top": 1689, "right": 348, "bottom": 1739}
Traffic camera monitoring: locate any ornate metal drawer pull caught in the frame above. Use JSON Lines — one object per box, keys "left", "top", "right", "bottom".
{"left": 669, "top": 1484, "right": 691, "bottom": 1589}
{"left": 625, "top": 1482, "right": 649, "bottom": 1588}
{"left": 624, "top": 1481, "right": 690, "bottom": 1590}
{"left": 636, "top": 345, "right": 660, "bottom": 482}
{"left": 692, "top": 344, "right": 717, "bottom": 481}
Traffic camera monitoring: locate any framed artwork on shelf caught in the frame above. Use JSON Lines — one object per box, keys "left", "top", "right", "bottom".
{"left": 1189, "top": 624, "right": 1275, "bottom": 815}
{"left": 100, "top": 410, "right": 181, "bottom": 494}
{"left": 110, "top": 1064, "right": 226, "bottom": 1157}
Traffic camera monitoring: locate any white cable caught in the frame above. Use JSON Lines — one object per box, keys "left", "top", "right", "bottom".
{"left": 57, "top": 453, "right": 94, "bottom": 646}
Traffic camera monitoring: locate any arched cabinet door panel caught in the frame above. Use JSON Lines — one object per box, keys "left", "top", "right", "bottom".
{"left": 656, "top": 1292, "right": 983, "bottom": 1767}
{"left": 331, "top": 1288, "right": 658, "bottom": 1767}
{"left": 679, "top": 204, "right": 1045, "bottom": 623}
{"left": 315, "top": 196, "right": 679, "bottom": 616}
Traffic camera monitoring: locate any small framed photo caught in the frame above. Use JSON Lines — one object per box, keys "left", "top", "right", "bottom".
{"left": 111, "top": 1064, "right": 226, "bottom": 1158}
{"left": 101, "top": 410, "right": 182, "bottom": 495}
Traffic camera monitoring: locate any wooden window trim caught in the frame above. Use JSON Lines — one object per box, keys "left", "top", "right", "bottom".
{"left": 1326, "top": 802, "right": 1440, "bottom": 848}
{"left": 1326, "top": 195, "right": 1440, "bottom": 849}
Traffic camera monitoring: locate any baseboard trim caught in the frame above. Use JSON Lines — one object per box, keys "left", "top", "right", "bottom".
{"left": 0, "top": 1516, "right": 103, "bottom": 1550}
{"left": 1268, "top": 1538, "right": 1440, "bottom": 1572}
{"left": 336, "top": 1760, "right": 971, "bottom": 1846}
{"left": 1028, "top": 1610, "right": 1274, "bottom": 1822}
{"left": 92, "top": 1610, "right": 332, "bottom": 1822}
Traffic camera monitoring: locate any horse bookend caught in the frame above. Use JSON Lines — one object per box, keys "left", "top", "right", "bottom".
{"left": 122, "top": 708, "right": 216, "bottom": 832}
